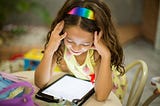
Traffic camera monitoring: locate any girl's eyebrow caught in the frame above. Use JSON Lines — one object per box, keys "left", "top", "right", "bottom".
{"left": 83, "top": 42, "right": 93, "bottom": 44}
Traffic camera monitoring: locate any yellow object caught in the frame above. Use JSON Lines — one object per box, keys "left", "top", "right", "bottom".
{"left": 63, "top": 46, "right": 128, "bottom": 100}
{"left": 53, "top": 65, "right": 62, "bottom": 72}
{"left": 112, "top": 66, "right": 127, "bottom": 102}
{"left": 24, "top": 49, "right": 43, "bottom": 70}
{"left": 7, "top": 87, "right": 24, "bottom": 99}
{"left": 24, "top": 49, "right": 43, "bottom": 61}
{"left": 63, "top": 47, "right": 95, "bottom": 80}
{"left": 24, "top": 49, "right": 62, "bottom": 72}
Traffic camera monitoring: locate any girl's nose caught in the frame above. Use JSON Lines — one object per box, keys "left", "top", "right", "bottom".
{"left": 72, "top": 44, "right": 81, "bottom": 51}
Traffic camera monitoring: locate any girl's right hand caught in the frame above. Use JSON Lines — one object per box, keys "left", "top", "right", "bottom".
{"left": 46, "top": 21, "right": 67, "bottom": 55}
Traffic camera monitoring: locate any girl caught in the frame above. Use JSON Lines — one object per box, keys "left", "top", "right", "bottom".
{"left": 35, "top": 0, "right": 127, "bottom": 102}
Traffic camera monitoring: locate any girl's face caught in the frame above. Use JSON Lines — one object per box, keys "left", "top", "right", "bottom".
{"left": 64, "top": 26, "right": 94, "bottom": 56}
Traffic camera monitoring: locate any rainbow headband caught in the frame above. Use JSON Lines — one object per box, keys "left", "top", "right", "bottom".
{"left": 68, "top": 7, "right": 95, "bottom": 20}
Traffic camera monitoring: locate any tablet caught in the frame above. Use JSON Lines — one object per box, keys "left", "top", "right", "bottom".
{"left": 35, "top": 74, "right": 95, "bottom": 105}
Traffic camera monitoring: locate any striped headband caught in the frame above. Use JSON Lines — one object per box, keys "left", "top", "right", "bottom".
{"left": 67, "top": 7, "right": 95, "bottom": 20}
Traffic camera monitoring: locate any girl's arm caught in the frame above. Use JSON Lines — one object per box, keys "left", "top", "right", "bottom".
{"left": 93, "top": 31, "right": 113, "bottom": 101}
{"left": 35, "top": 21, "right": 67, "bottom": 88}
{"left": 34, "top": 51, "right": 56, "bottom": 88}
{"left": 94, "top": 53, "right": 112, "bottom": 101}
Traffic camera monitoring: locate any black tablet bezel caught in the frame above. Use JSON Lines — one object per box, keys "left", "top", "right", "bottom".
{"left": 35, "top": 74, "right": 95, "bottom": 105}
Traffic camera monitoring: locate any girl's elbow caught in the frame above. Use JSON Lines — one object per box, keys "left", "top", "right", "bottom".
{"left": 95, "top": 95, "right": 107, "bottom": 102}
{"left": 95, "top": 92, "right": 110, "bottom": 102}
{"left": 35, "top": 80, "right": 44, "bottom": 89}
{"left": 95, "top": 86, "right": 113, "bottom": 101}
{"left": 34, "top": 77, "right": 47, "bottom": 89}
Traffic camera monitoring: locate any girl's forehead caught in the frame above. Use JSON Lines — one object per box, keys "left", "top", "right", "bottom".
{"left": 64, "top": 26, "right": 94, "bottom": 40}
{"left": 64, "top": 26, "right": 93, "bottom": 42}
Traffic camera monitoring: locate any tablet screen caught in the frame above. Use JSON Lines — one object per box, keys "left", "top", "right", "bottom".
{"left": 41, "top": 75, "right": 94, "bottom": 102}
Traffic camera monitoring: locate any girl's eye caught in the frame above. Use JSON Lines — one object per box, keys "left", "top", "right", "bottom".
{"left": 82, "top": 43, "right": 91, "bottom": 46}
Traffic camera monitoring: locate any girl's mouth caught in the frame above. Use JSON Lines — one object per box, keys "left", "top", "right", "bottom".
{"left": 70, "top": 49, "right": 81, "bottom": 54}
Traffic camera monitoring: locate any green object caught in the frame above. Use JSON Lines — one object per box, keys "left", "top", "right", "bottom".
{"left": 0, "top": 0, "right": 52, "bottom": 29}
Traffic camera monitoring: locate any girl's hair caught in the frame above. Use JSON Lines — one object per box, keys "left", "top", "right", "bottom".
{"left": 45, "top": 0, "right": 125, "bottom": 75}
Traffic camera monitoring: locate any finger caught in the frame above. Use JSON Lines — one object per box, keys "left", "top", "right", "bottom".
{"left": 98, "top": 31, "right": 103, "bottom": 40}
{"left": 57, "top": 21, "right": 64, "bottom": 34}
{"left": 50, "top": 24, "right": 60, "bottom": 37}
{"left": 94, "top": 31, "right": 98, "bottom": 42}
{"left": 54, "top": 21, "right": 64, "bottom": 34}
{"left": 53, "top": 22, "right": 61, "bottom": 31}
{"left": 60, "top": 32, "right": 67, "bottom": 40}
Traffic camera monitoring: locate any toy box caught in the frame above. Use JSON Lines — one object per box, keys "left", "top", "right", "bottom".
{"left": 24, "top": 49, "right": 43, "bottom": 70}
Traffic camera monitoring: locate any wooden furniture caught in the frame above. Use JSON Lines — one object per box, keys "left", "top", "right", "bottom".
{"left": 12, "top": 71, "right": 122, "bottom": 106}
{"left": 125, "top": 60, "right": 148, "bottom": 106}
{"left": 141, "top": 0, "right": 159, "bottom": 43}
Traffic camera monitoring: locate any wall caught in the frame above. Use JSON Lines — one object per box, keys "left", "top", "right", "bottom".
{"left": 105, "top": 0, "right": 143, "bottom": 25}
{"left": 5, "top": 0, "right": 66, "bottom": 26}
{"left": 5, "top": 0, "right": 143, "bottom": 26}
{"left": 155, "top": 1, "right": 160, "bottom": 52}
{"left": 0, "top": 0, "right": 144, "bottom": 60}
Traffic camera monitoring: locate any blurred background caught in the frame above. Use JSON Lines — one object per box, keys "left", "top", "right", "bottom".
{"left": 0, "top": 0, "right": 159, "bottom": 106}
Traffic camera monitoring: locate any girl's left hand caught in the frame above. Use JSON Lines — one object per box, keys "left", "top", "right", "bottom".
{"left": 91, "top": 31, "right": 111, "bottom": 57}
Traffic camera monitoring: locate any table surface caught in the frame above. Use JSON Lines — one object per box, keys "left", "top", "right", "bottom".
{"left": 12, "top": 71, "right": 122, "bottom": 106}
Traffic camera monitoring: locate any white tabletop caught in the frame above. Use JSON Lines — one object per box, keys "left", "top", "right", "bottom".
{"left": 12, "top": 71, "right": 122, "bottom": 106}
